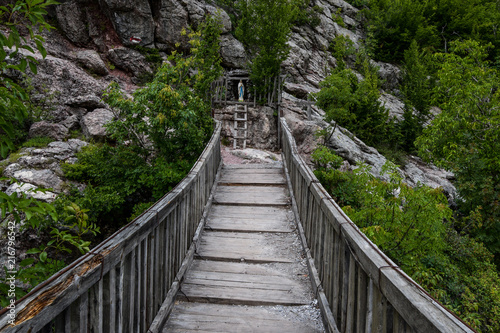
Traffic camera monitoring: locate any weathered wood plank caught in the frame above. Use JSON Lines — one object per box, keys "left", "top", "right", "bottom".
{"left": 219, "top": 174, "right": 286, "bottom": 185}
{"left": 219, "top": 168, "right": 284, "bottom": 182}
{"left": 189, "top": 259, "right": 299, "bottom": 276}
{"left": 220, "top": 168, "right": 284, "bottom": 175}
{"left": 223, "top": 164, "right": 282, "bottom": 170}
{"left": 179, "top": 283, "right": 309, "bottom": 306}
{"left": 163, "top": 302, "right": 322, "bottom": 333}
{"left": 206, "top": 205, "right": 292, "bottom": 232}
{"left": 214, "top": 186, "right": 289, "bottom": 206}
{"left": 197, "top": 231, "right": 299, "bottom": 263}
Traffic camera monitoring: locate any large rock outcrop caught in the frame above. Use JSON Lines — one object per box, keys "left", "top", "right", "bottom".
{"left": 214, "top": 105, "right": 278, "bottom": 151}
{"left": 3, "top": 0, "right": 457, "bottom": 206}
{"left": 1, "top": 140, "right": 88, "bottom": 202}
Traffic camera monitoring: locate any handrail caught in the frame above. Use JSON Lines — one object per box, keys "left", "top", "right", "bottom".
{"left": 280, "top": 118, "right": 474, "bottom": 333}
{"left": 0, "top": 121, "right": 222, "bottom": 333}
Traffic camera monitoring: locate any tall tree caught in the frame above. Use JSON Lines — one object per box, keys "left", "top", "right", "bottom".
{"left": 235, "top": 0, "right": 297, "bottom": 91}
{"left": 416, "top": 39, "right": 500, "bottom": 262}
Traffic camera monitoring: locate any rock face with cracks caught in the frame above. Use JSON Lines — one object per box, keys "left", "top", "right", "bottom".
{"left": 1, "top": 0, "right": 457, "bottom": 209}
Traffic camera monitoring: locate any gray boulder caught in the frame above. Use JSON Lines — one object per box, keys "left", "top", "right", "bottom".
{"left": 66, "top": 95, "right": 106, "bottom": 110}
{"left": 60, "top": 115, "right": 80, "bottom": 131}
{"left": 12, "top": 169, "right": 65, "bottom": 193}
{"left": 373, "top": 60, "right": 402, "bottom": 92}
{"left": 205, "top": 5, "right": 232, "bottom": 33}
{"left": 81, "top": 108, "right": 114, "bottom": 140}
{"left": 29, "top": 121, "right": 69, "bottom": 141}
{"left": 55, "top": 1, "right": 90, "bottom": 45}
{"left": 10, "top": 49, "right": 106, "bottom": 112}
{"left": 155, "top": 0, "right": 190, "bottom": 50}
{"left": 99, "top": 0, "right": 155, "bottom": 47}
{"left": 379, "top": 92, "right": 406, "bottom": 121}
{"left": 220, "top": 34, "right": 247, "bottom": 69}
{"left": 6, "top": 183, "right": 57, "bottom": 203}
{"left": 76, "top": 50, "right": 109, "bottom": 76}
{"left": 108, "top": 47, "right": 153, "bottom": 78}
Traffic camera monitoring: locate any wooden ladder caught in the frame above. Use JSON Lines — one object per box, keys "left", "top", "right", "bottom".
{"left": 233, "top": 104, "right": 247, "bottom": 149}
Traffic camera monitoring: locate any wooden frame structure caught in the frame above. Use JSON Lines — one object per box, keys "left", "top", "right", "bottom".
{"left": 0, "top": 122, "right": 222, "bottom": 333}
{"left": 210, "top": 73, "right": 285, "bottom": 108}
{"left": 280, "top": 118, "right": 474, "bottom": 333}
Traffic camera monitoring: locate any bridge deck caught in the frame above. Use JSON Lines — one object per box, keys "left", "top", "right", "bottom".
{"left": 163, "top": 164, "right": 325, "bottom": 332}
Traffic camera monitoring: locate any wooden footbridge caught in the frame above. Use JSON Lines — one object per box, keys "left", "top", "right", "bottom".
{"left": 0, "top": 120, "right": 474, "bottom": 332}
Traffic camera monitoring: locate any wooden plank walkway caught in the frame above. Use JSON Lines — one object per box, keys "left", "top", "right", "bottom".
{"left": 163, "top": 164, "right": 325, "bottom": 332}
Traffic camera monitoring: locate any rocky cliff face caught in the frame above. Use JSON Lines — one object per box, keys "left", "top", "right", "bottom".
{"left": 0, "top": 0, "right": 456, "bottom": 203}
{"left": 277, "top": 0, "right": 456, "bottom": 201}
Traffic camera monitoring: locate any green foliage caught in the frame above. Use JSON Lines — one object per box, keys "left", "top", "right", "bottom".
{"left": 329, "top": 34, "right": 356, "bottom": 70}
{"left": 364, "top": 0, "right": 500, "bottom": 63}
{"left": 312, "top": 146, "right": 363, "bottom": 207}
{"left": 345, "top": 162, "right": 450, "bottom": 268}
{"left": 0, "top": 0, "right": 58, "bottom": 158}
{"left": 133, "top": 46, "right": 163, "bottom": 68}
{"left": 397, "top": 40, "right": 435, "bottom": 152}
{"left": 63, "top": 22, "right": 217, "bottom": 228}
{"left": 129, "top": 201, "right": 154, "bottom": 222}
{"left": 293, "top": 0, "right": 323, "bottom": 28}
{"left": 314, "top": 60, "right": 392, "bottom": 147}
{"left": 236, "top": 0, "right": 297, "bottom": 91}
{"left": 365, "top": 0, "right": 438, "bottom": 62}
{"left": 415, "top": 40, "right": 500, "bottom": 262}
{"left": 21, "top": 136, "right": 52, "bottom": 148}
{"left": 0, "top": 183, "right": 57, "bottom": 225}
{"left": 332, "top": 8, "right": 345, "bottom": 27}
{"left": 311, "top": 145, "right": 343, "bottom": 171}
{"left": 313, "top": 149, "right": 500, "bottom": 331}
{"left": 62, "top": 144, "right": 189, "bottom": 225}
{"left": 189, "top": 13, "right": 224, "bottom": 100}
{"left": 104, "top": 69, "right": 213, "bottom": 161}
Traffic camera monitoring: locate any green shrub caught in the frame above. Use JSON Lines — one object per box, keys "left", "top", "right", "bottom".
{"left": 329, "top": 35, "right": 356, "bottom": 70}
{"left": 21, "top": 136, "right": 53, "bottom": 148}
{"left": 236, "top": 0, "right": 297, "bottom": 94}
{"left": 314, "top": 60, "right": 391, "bottom": 147}
{"left": 313, "top": 148, "right": 500, "bottom": 332}
{"left": 293, "top": 0, "right": 323, "bottom": 28}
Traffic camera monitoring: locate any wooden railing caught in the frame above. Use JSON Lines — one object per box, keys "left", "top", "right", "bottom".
{"left": 0, "top": 122, "right": 222, "bottom": 333}
{"left": 280, "top": 118, "right": 473, "bottom": 333}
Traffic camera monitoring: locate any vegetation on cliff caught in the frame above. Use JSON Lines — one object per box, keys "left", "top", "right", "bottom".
{"left": 0, "top": 7, "right": 223, "bottom": 304}
{"left": 317, "top": 0, "right": 500, "bottom": 330}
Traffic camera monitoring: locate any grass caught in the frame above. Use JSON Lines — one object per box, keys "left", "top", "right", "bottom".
{"left": 21, "top": 136, "right": 53, "bottom": 149}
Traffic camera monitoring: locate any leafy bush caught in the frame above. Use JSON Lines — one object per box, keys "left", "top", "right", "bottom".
{"left": 314, "top": 60, "right": 393, "bottom": 147}
{"left": 62, "top": 15, "right": 220, "bottom": 228}
{"left": 416, "top": 39, "right": 500, "bottom": 264}
{"left": 236, "top": 0, "right": 297, "bottom": 93}
{"left": 363, "top": 0, "right": 500, "bottom": 63}
{"left": 21, "top": 136, "right": 53, "bottom": 148}
{"left": 0, "top": 0, "right": 57, "bottom": 158}
{"left": 293, "top": 0, "right": 324, "bottom": 28}
{"left": 365, "top": 0, "right": 438, "bottom": 63}
{"left": 329, "top": 34, "right": 356, "bottom": 70}
{"left": 312, "top": 146, "right": 500, "bottom": 332}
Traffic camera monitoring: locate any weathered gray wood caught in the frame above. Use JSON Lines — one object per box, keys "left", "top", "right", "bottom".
{"left": 0, "top": 123, "right": 222, "bottom": 333}
{"left": 219, "top": 171, "right": 285, "bottom": 185}
{"left": 207, "top": 205, "right": 292, "bottom": 233}
{"left": 356, "top": 267, "right": 368, "bottom": 333}
{"left": 214, "top": 185, "right": 289, "bottom": 206}
{"left": 179, "top": 261, "right": 310, "bottom": 305}
{"left": 179, "top": 283, "right": 309, "bottom": 306}
{"left": 279, "top": 118, "right": 474, "bottom": 333}
{"left": 197, "top": 231, "right": 298, "bottom": 263}
{"left": 163, "top": 302, "right": 322, "bottom": 333}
